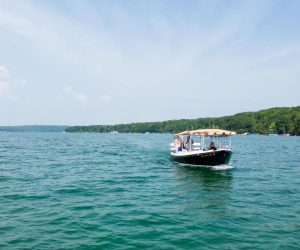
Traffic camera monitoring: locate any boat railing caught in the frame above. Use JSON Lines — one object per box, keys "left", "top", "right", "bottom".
{"left": 169, "top": 142, "right": 204, "bottom": 152}
{"left": 216, "top": 138, "right": 231, "bottom": 150}
{"left": 170, "top": 141, "right": 231, "bottom": 152}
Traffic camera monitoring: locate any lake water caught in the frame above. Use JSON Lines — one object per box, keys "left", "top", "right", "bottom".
{"left": 0, "top": 132, "right": 300, "bottom": 249}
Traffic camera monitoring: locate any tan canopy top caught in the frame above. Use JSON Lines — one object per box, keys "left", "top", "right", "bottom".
{"left": 175, "top": 129, "right": 232, "bottom": 137}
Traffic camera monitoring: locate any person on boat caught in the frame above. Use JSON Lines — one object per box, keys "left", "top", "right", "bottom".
{"left": 209, "top": 142, "right": 217, "bottom": 150}
{"left": 177, "top": 136, "right": 186, "bottom": 151}
{"left": 174, "top": 136, "right": 182, "bottom": 152}
{"left": 185, "top": 135, "right": 194, "bottom": 151}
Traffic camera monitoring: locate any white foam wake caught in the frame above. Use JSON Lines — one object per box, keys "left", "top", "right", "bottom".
{"left": 211, "top": 164, "right": 234, "bottom": 170}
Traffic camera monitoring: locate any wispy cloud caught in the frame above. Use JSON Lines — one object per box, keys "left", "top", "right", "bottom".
{"left": 0, "top": 80, "right": 9, "bottom": 97}
{"left": 0, "top": 65, "right": 9, "bottom": 78}
{"left": 63, "top": 85, "right": 87, "bottom": 103}
{"left": 0, "top": 65, "right": 20, "bottom": 100}
{"left": 98, "top": 94, "right": 111, "bottom": 102}
{"left": 0, "top": 0, "right": 299, "bottom": 125}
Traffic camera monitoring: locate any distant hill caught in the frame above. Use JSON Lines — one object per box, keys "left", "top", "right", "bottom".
{"left": 0, "top": 125, "right": 68, "bottom": 132}
{"left": 65, "top": 106, "right": 300, "bottom": 135}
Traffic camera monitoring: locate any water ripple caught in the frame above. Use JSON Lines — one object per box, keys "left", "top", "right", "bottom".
{"left": 0, "top": 133, "right": 299, "bottom": 249}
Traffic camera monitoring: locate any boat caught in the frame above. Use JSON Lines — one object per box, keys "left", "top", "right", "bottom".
{"left": 170, "top": 129, "right": 233, "bottom": 166}
{"left": 110, "top": 131, "right": 119, "bottom": 134}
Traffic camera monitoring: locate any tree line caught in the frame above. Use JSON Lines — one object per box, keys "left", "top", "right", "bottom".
{"left": 65, "top": 107, "right": 300, "bottom": 135}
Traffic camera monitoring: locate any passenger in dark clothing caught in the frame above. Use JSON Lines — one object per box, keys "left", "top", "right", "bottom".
{"left": 209, "top": 142, "right": 217, "bottom": 150}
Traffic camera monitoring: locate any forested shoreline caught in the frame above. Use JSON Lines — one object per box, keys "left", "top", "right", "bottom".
{"left": 65, "top": 107, "right": 300, "bottom": 135}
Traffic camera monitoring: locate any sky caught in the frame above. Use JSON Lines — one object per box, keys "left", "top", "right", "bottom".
{"left": 0, "top": 0, "right": 299, "bottom": 125}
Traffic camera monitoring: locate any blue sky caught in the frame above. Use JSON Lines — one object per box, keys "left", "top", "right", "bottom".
{"left": 0, "top": 0, "right": 299, "bottom": 125}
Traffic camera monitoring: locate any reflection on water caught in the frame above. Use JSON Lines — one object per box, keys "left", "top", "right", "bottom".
{"left": 1, "top": 133, "right": 299, "bottom": 249}
{"left": 173, "top": 164, "right": 234, "bottom": 216}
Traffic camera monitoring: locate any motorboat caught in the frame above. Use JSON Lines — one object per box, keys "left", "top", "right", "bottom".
{"left": 170, "top": 129, "right": 233, "bottom": 166}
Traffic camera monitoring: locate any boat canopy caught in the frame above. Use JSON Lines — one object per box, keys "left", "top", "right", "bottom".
{"left": 175, "top": 129, "right": 233, "bottom": 137}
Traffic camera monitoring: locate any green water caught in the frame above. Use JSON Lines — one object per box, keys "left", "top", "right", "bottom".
{"left": 0, "top": 132, "right": 299, "bottom": 249}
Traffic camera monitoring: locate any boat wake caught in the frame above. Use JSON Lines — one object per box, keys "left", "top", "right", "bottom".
{"left": 211, "top": 164, "right": 234, "bottom": 171}
{"left": 174, "top": 162, "right": 234, "bottom": 171}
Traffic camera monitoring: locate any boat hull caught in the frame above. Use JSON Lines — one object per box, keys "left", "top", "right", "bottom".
{"left": 170, "top": 150, "right": 232, "bottom": 166}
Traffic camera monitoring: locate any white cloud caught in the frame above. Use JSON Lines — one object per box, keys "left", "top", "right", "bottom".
{"left": 62, "top": 87, "right": 111, "bottom": 104}
{"left": 249, "top": 46, "right": 300, "bottom": 68}
{"left": 0, "top": 80, "right": 9, "bottom": 96}
{"left": 0, "top": 65, "right": 9, "bottom": 78}
{"left": 0, "top": 65, "right": 11, "bottom": 97}
{"left": 18, "top": 79, "right": 28, "bottom": 86}
{"left": 0, "top": 65, "right": 27, "bottom": 100}
{"left": 98, "top": 94, "right": 111, "bottom": 102}
{"left": 63, "top": 85, "right": 87, "bottom": 103}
